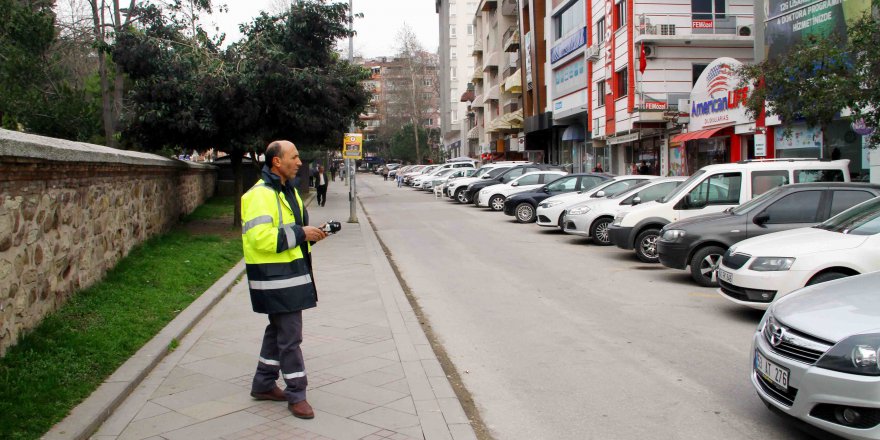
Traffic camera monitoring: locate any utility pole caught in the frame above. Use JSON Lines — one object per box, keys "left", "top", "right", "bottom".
{"left": 347, "top": 0, "right": 358, "bottom": 223}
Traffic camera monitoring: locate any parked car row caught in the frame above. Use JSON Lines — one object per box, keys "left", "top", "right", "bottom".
{"left": 387, "top": 157, "right": 880, "bottom": 440}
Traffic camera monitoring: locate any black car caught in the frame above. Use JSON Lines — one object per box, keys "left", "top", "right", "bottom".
{"left": 657, "top": 182, "right": 880, "bottom": 287}
{"left": 502, "top": 173, "right": 614, "bottom": 223}
{"left": 464, "top": 164, "right": 565, "bottom": 206}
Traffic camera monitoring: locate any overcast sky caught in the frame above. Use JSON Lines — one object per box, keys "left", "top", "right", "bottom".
{"left": 207, "top": 0, "right": 440, "bottom": 58}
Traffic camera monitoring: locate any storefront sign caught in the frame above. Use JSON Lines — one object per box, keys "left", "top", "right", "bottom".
{"left": 764, "top": 0, "right": 871, "bottom": 59}
{"left": 553, "top": 56, "right": 587, "bottom": 98}
{"left": 552, "top": 90, "right": 587, "bottom": 117}
{"left": 524, "top": 32, "right": 533, "bottom": 90}
{"left": 644, "top": 101, "right": 668, "bottom": 110}
{"left": 754, "top": 133, "right": 767, "bottom": 157}
{"left": 551, "top": 27, "right": 587, "bottom": 64}
{"left": 689, "top": 57, "right": 753, "bottom": 131}
{"left": 607, "top": 132, "right": 640, "bottom": 145}
{"left": 692, "top": 19, "right": 714, "bottom": 29}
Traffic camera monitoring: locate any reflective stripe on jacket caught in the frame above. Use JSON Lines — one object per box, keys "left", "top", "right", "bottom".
{"left": 241, "top": 179, "right": 317, "bottom": 314}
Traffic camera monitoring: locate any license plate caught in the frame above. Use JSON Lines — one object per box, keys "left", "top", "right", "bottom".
{"left": 717, "top": 269, "right": 733, "bottom": 283}
{"left": 755, "top": 350, "right": 789, "bottom": 391}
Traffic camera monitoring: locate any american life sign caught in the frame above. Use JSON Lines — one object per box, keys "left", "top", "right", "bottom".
{"left": 689, "top": 57, "right": 753, "bottom": 131}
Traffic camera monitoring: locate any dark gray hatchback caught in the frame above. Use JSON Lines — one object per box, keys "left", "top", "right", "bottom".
{"left": 657, "top": 182, "right": 880, "bottom": 287}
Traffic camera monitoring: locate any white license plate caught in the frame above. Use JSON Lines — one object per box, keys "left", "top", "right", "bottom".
{"left": 755, "top": 350, "right": 789, "bottom": 391}
{"left": 717, "top": 269, "right": 733, "bottom": 283}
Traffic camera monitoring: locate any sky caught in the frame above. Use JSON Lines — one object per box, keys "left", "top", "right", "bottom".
{"left": 207, "top": 0, "right": 440, "bottom": 58}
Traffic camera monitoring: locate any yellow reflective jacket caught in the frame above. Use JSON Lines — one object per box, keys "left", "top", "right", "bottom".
{"left": 241, "top": 168, "right": 317, "bottom": 313}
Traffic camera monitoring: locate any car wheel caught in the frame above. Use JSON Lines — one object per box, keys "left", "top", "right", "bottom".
{"left": 455, "top": 188, "right": 469, "bottom": 204}
{"left": 515, "top": 203, "right": 536, "bottom": 223}
{"left": 635, "top": 228, "right": 661, "bottom": 263}
{"left": 490, "top": 195, "right": 505, "bottom": 211}
{"left": 807, "top": 271, "right": 850, "bottom": 286}
{"left": 589, "top": 217, "right": 613, "bottom": 246}
{"left": 689, "top": 246, "right": 726, "bottom": 287}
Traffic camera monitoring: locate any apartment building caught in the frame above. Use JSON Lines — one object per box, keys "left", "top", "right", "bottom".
{"left": 437, "top": 0, "right": 481, "bottom": 158}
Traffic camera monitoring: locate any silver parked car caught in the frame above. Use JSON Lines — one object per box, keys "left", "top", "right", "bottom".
{"left": 751, "top": 271, "right": 880, "bottom": 439}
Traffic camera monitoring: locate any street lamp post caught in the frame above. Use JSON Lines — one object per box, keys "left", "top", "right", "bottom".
{"left": 347, "top": 0, "right": 358, "bottom": 223}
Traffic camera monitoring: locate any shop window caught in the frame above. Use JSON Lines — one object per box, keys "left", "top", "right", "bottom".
{"left": 763, "top": 191, "right": 822, "bottom": 224}
{"left": 616, "top": 68, "right": 628, "bottom": 97}
{"left": 751, "top": 170, "right": 789, "bottom": 196}
{"left": 683, "top": 172, "right": 742, "bottom": 208}
{"left": 794, "top": 169, "right": 845, "bottom": 183}
{"left": 597, "top": 80, "right": 606, "bottom": 106}
{"left": 616, "top": 1, "right": 627, "bottom": 29}
{"left": 830, "top": 190, "right": 876, "bottom": 216}
{"left": 692, "top": 0, "right": 726, "bottom": 19}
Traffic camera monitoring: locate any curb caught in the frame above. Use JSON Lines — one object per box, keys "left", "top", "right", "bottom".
{"left": 45, "top": 192, "right": 317, "bottom": 440}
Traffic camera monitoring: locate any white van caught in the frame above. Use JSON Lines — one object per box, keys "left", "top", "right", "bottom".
{"left": 607, "top": 159, "right": 850, "bottom": 263}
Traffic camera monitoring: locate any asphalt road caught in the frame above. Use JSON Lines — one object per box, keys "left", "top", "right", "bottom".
{"left": 356, "top": 174, "right": 812, "bottom": 440}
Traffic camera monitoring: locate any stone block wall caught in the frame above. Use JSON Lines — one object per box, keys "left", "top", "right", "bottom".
{"left": 0, "top": 129, "right": 217, "bottom": 356}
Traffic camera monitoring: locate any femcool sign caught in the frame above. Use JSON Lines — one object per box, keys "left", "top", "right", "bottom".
{"left": 551, "top": 28, "right": 587, "bottom": 64}
{"left": 689, "top": 57, "right": 753, "bottom": 131}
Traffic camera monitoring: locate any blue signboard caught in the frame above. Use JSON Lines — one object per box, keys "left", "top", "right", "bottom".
{"left": 550, "top": 28, "right": 587, "bottom": 64}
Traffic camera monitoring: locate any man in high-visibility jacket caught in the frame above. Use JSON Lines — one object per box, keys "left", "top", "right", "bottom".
{"left": 241, "top": 140, "right": 328, "bottom": 420}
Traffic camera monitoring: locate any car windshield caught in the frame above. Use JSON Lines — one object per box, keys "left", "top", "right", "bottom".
{"left": 657, "top": 170, "right": 705, "bottom": 203}
{"left": 814, "top": 197, "right": 880, "bottom": 235}
{"left": 610, "top": 180, "right": 653, "bottom": 199}
{"left": 436, "top": 169, "right": 456, "bottom": 177}
{"left": 731, "top": 186, "right": 784, "bottom": 214}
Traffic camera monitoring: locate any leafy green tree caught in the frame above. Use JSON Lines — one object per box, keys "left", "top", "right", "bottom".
{"left": 390, "top": 123, "right": 428, "bottom": 163}
{"left": 738, "top": 0, "right": 880, "bottom": 149}
{"left": 0, "top": 0, "right": 101, "bottom": 141}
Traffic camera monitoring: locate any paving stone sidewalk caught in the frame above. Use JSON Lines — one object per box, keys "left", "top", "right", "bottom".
{"left": 92, "top": 177, "right": 477, "bottom": 440}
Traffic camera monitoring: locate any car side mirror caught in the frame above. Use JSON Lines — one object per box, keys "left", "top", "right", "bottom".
{"left": 497, "top": 177, "right": 504, "bottom": 182}
{"left": 754, "top": 211, "right": 770, "bottom": 226}
{"left": 511, "top": 182, "right": 519, "bottom": 187}
{"left": 593, "top": 190, "right": 606, "bottom": 198}
{"left": 542, "top": 187, "right": 550, "bottom": 193}
{"left": 632, "top": 197, "right": 642, "bottom": 206}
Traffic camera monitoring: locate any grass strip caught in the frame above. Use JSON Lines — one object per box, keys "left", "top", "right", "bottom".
{"left": 0, "top": 197, "right": 242, "bottom": 440}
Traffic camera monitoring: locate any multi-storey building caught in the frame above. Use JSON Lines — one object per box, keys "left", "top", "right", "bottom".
{"left": 437, "top": 0, "right": 480, "bottom": 158}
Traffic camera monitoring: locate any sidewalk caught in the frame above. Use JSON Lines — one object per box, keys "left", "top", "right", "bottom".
{"left": 87, "top": 177, "right": 477, "bottom": 440}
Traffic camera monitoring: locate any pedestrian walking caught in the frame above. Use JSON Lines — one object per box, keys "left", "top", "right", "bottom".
{"left": 316, "top": 165, "right": 328, "bottom": 207}
{"left": 330, "top": 164, "right": 337, "bottom": 181}
{"left": 241, "top": 140, "right": 329, "bottom": 420}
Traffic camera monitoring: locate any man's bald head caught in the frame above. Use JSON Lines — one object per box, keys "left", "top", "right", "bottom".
{"left": 266, "top": 140, "right": 301, "bottom": 183}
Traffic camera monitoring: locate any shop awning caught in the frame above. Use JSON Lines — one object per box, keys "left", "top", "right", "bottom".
{"left": 671, "top": 126, "right": 728, "bottom": 143}
{"left": 467, "top": 126, "right": 480, "bottom": 140}
{"left": 562, "top": 124, "right": 586, "bottom": 141}
{"left": 503, "top": 69, "right": 522, "bottom": 94}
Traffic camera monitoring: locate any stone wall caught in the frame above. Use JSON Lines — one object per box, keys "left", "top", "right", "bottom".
{"left": 0, "top": 129, "right": 217, "bottom": 356}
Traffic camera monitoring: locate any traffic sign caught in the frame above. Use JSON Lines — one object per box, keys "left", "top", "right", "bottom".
{"left": 342, "top": 133, "right": 363, "bottom": 159}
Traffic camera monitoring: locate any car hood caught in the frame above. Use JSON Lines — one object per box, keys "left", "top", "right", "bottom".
{"left": 772, "top": 272, "right": 880, "bottom": 343}
{"left": 567, "top": 196, "right": 620, "bottom": 210}
{"left": 665, "top": 211, "right": 738, "bottom": 230}
{"left": 731, "top": 227, "right": 868, "bottom": 257}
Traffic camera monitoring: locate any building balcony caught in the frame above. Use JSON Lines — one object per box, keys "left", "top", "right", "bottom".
{"left": 478, "top": 0, "right": 497, "bottom": 12}
{"left": 484, "top": 85, "right": 500, "bottom": 103}
{"left": 501, "top": 0, "right": 517, "bottom": 16}
{"left": 472, "top": 40, "right": 483, "bottom": 55}
{"left": 634, "top": 13, "right": 755, "bottom": 46}
{"left": 503, "top": 26, "right": 520, "bottom": 52}
{"left": 482, "top": 50, "right": 500, "bottom": 72}
{"left": 472, "top": 95, "right": 485, "bottom": 108}
{"left": 471, "top": 66, "right": 484, "bottom": 81}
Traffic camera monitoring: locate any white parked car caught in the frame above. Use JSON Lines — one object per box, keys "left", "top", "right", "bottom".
{"left": 562, "top": 177, "right": 686, "bottom": 245}
{"left": 717, "top": 196, "right": 880, "bottom": 310}
{"left": 435, "top": 168, "right": 478, "bottom": 196}
{"left": 536, "top": 176, "right": 655, "bottom": 229}
{"left": 446, "top": 164, "right": 520, "bottom": 203}
{"left": 414, "top": 168, "right": 459, "bottom": 189}
{"left": 476, "top": 171, "right": 567, "bottom": 210}
{"left": 751, "top": 271, "right": 880, "bottom": 439}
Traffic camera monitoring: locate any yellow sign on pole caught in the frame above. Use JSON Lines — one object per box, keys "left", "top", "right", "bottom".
{"left": 342, "top": 133, "right": 363, "bottom": 160}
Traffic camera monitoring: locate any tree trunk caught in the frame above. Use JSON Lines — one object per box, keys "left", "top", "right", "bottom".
{"left": 411, "top": 118, "right": 420, "bottom": 164}
{"left": 232, "top": 152, "right": 243, "bottom": 228}
{"left": 89, "top": 0, "right": 116, "bottom": 147}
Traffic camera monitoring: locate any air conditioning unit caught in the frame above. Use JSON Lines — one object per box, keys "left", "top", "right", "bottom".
{"left": 737, "top": 25, "right": 753, "bottom": 36}
{"left": 586, "top": 44, "right": 601, "bottom": 61}
{"left": 643, "top": 45, "right": 656, "bottom": 59}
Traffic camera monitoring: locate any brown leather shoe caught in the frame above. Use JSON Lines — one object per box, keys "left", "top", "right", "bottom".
{"left": 289, "top": 400, "right": 315, "bottom": 419}
{"left": 250, "top": 386, "right": 285, "bottom": 401}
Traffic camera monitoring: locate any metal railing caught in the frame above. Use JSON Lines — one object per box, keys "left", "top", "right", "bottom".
{"left": 635, "top": 13, "right": 755, "bottom": 37}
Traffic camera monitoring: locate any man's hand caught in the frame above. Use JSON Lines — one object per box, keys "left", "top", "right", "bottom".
{"left": 303, "top": 225, "right": 329, "bottom": 242}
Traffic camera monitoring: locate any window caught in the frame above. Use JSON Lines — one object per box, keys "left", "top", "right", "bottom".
{"left": 616, "top": 1, "right": 627, "bottom": 29}
{"left": 616, "top": 68, "right": 628, "bottom": 97}
{"left": 684, "top": 172, "right": 742, "bottom": 208}
{"left": 597, "top": 80, "right": 606, "bottom": 106}
{"left": 554, "top": 0, "right": 585, "bottom": 39}
{"left": 515, "top": 174, "right": 542, "bottom": 186}
{"left": 450, "top": 25, "right": 456, "bottom": 37}
{"left": 794, "top": 169, "right": 845, "bottom": 183}
{"left": 816, "top": 197, "right": 880, "bottom": 236}
{"left": 751, "top": 170, "right": 789, "bottom": 196}
{"left": 627, "top": 182, "right": 680, "bottom": 204}
{"left": 501, "top": 167, "right": 529, "bottom": 183}
{"left": 692, "top": 64, "right": 709, "bottom": 86}
{"left": 760, "top": 191, "right": 822, "bottom": 224}
{"left": 830, "top": 190, "right": 876, "bottom": 217}
{"left": 451, "top": 67, "right": 457, "bottom": 80}
{"left": 423, "top": 79, "right": 433, "bottom": 86}
{"left": 467, "top": 24, "right": 474, "bottom": 35}
{"left": 452, "top": 109, "right": 458, "bottom": 122}
{"left": 597, "top": 18, "right": 606, "bottom": 43}
{"left": 547, "top": 176, "right": 578, "bottom": 191}
{"left": 692, "top": 0, "right": 726, "bottom": 19}
{"left": 595, "top": 179, "right": 642, "bottom": 197}
{"left": 579, "top": 176, "right": 606, "bottom": 191}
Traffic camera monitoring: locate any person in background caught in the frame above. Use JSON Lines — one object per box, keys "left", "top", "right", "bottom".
{"left": 638, "top": 161, "right": 651, "bottom": 175}
{"left": 315, "top": 165, "right": 329, "bottom": 207}
{"left": 593, "top": 163, "right": 604, "bottom": 173}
